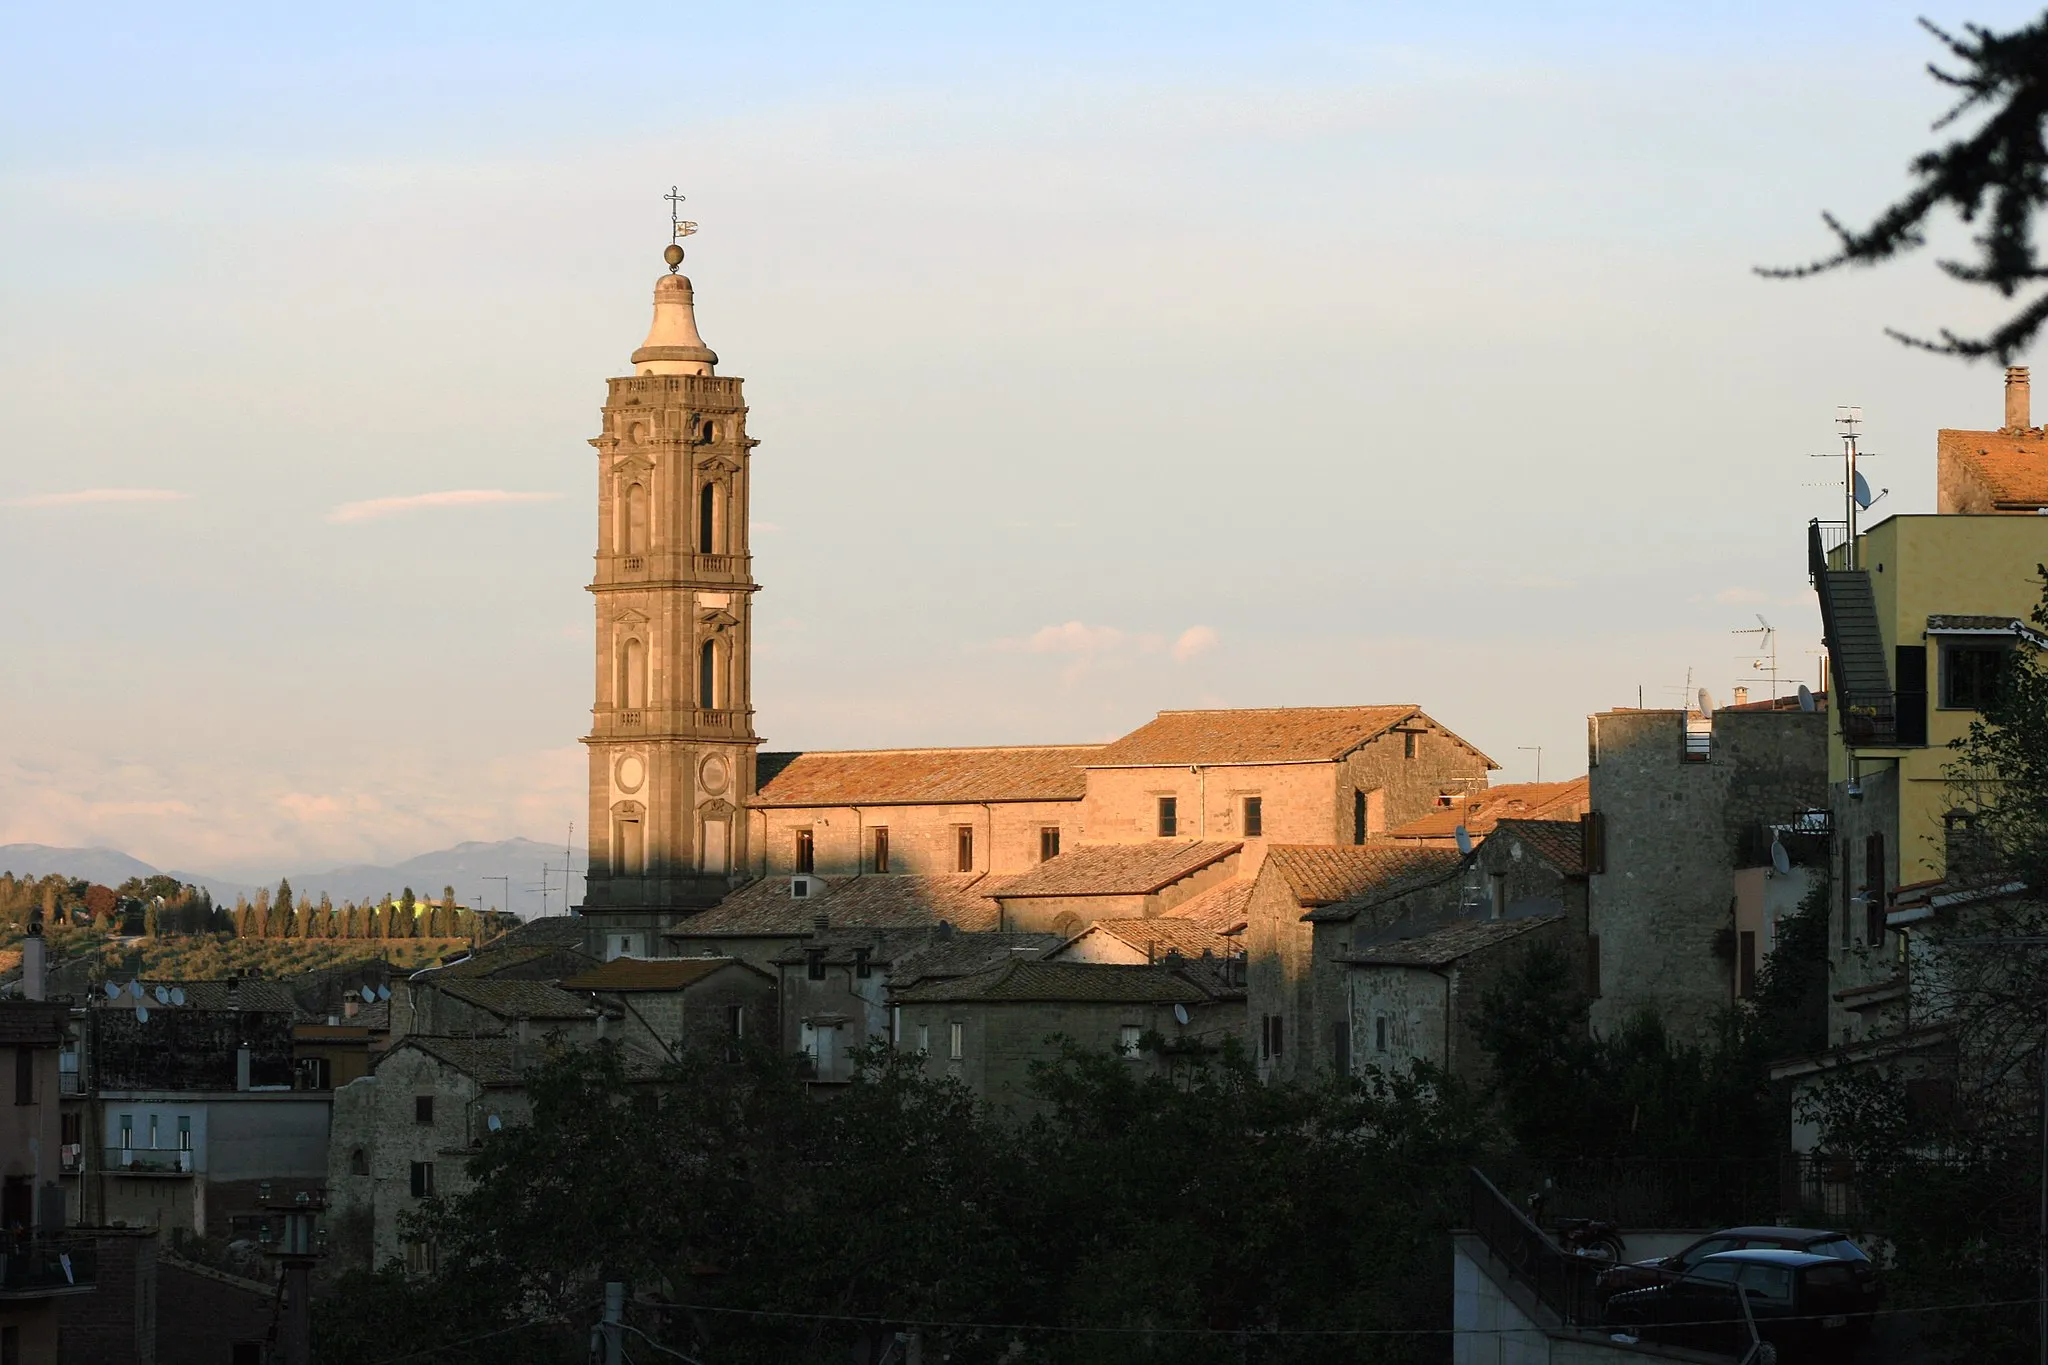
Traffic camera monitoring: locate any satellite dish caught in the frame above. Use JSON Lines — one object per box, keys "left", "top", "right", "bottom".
{"left": 377, "top": 985, "right": 391, "bottom": 1001}
{"left": 170, "top": 987, "right": 186, "bottom": 1006}
{"left": 128, "top": 980, "right": 142, "bottom": 999}
{"left": 1454, "top": 825, "right": 1474, "bottom": 857}
{"left": 1172, "top": 1003, "right": 1190, "bottom": 1026}
{"left": 1698, "top": 688, "right": 1717, "bottom": 715}
{"left": 1853, "top": 469, "right": 1877, "bottom": 510}
{"left": 135, "top": 1005, "right": 149, "bottom": 1023}
{"left": 153, "top": 986, "right": 169, "bottom": 1004}
{"left": 1797, "top": 684, "right": 1816, "bottom": 713}
{"left": 486, "top": 1113, "right": 503, "bottom": 1133}
{"left": 104, "top": 982, "right": 121, "bottom": 1000}
{"left": 1771, "top": 839, "right": 1792, "bottom": 877}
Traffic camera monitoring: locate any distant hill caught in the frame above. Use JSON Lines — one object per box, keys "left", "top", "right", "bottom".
{"left": 0, "top": 844, "right": 162, "bottom": 886}
{"left": 0, "top": 838, "right": 586, "bottom": 920}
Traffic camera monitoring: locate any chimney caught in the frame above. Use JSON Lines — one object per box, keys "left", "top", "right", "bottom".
{"left": 21, "top": 916, "right": 46, "bottom": 1000}
{"left": 812, "top": 914, "right": 829, "bottom": 938}
{"left": 1733, "top": 686, "right": 1750, "bottom": 707}
{"left": 2008, "top": 366, "right": 2031, "bottom": 431}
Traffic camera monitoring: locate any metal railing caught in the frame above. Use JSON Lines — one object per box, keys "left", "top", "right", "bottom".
{"left": 1492, "top": 1157, "right": 1785, "bottom": 1230}
{"left": 1811, "top": 519, "right": 1851, "bottom": 577}
{"left": 107, "top": 1147, "right": 199, "bottom": 1175}
{"left": 1466, "top": 1167, "right": 1606, "bottom": 1328}
{"left": 0, "top": 1239, "right": 97, "bottom": 1294}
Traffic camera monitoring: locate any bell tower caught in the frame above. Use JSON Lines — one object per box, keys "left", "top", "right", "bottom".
{"left": 579, "top": 218, "right": 760, "bottom": 956}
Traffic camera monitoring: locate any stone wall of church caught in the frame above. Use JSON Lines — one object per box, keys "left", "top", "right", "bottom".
{"left": 752, "top": 800, "right": 1081, "bottom": 878}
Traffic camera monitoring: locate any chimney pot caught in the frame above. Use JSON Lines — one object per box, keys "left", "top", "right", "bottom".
{"left": 813, "top": 914, "right": 829, "bottom": 936}
{"left": 1733, "top": 686, "right": 1750, "bottom": 706}
{"left": 2007, "top": 365, "right": 2031, "bottom": 430}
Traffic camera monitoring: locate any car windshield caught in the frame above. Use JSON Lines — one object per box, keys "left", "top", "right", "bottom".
{"left": 1806, "top": 1237, "right": 1868, "bottom": 1262}
{"left": 1680, "top": 1238, "right": 1740, "bottom": 1267}
{"left": 1689, "top": 1261, "right": 1742, "bottom": 1284}
{"left": 1736, "top": 1264, "right": 1793, "bottom": 1304}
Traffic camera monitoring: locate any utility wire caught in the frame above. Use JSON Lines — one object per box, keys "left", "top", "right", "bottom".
{"left": 619, "top": 1322, "right": 712, "bottom": 1365}
{"left": 356, "top": 1310, "right": 585, "bottom": 1365}
{"left": 639, "top": 1292, "right": 2048, "bottom": 1339}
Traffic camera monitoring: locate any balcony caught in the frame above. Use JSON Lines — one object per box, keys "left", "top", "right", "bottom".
{"left": 106, "top": 1147, "right": 199, "bottom": 1176}
{"left": 0, "top": 1239, "right": 97, "bottom": 1299}
{"left": 692, "top": 553, "right": 746, "bottom": 578}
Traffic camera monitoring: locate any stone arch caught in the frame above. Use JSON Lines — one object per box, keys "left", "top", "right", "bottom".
{"left": 611, "top": 802, "right": 646, "bottom": 876}
{"left": 699, "top": 638, "right": 719, "bottom": 709}
{"left": 620, "top": 638, "right": 647, "bottom": 710}
{"left": 621, "top": 482, "right": 649, "bottom": 555}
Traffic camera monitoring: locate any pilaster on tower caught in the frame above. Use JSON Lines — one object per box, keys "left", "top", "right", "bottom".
{"left": 578, "top": 247, "right": 761, "bottom": 957}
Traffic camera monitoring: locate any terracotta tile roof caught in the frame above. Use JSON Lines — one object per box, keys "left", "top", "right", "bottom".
{"left": 1489, "top": 818, "right": 1587, "bottom": 877}
{"left": 431, "top": 979, "right": 600, "bottom": 1020}
{"left": 667, "top": 874, "right": 1001, "bottom": 938}
{"left": 753, "top": 745, "right": 1098, "bottom": 807}
{"left": 1264, "top": 844, "right": 1465, "bottom": 908}
{"left": 1384, "top": 777, "right": 1589, "bottom": 842}
{"left": 1342, "top": 914, "right": 1559, "bottom": 967}
{"left": 1086, "top": 706, "right": 1411, "bottom": 766}
{"left": 1163, "top": 879, "right": 1254, "bottom": 934}
{"left": 892, "top": 959, "right": 1220, "bottom": 1005}
{"left": 436, "top": 945, "right": 595, "bottom": 979}
{"left": 1061, "top": 919, "right": 1240, "bottom": 962}
{"left": 390, "top": 1035, "right": 664, "bottom": 1087}
{"left": 1927, "top": 614, "right": 2048, "bottom": 649}
{"left": 100, "top": 979, "right": 302, "bottom": 1014}
{"left": 484, "top": 916, "right": 590, "bottom": 951}
{"left": 994, "top": 842, "right": 1241, "bottom": 898}
{"left": 561, "top": 958, "right": 766, "bottom": 991}
{"left": 0, "top": 1002, "right": 68, "bottom": 1045}
{"left": 890, "top": 932, "right": 1064, "bottom": 987}
{"left": 1940, "top": 427, "right": 2048, "bottom": 508}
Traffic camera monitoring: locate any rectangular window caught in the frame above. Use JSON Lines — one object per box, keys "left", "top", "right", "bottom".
{"left": 1488, "top": 873, "right": 1508, "bottom": 919}
{"left": 725, "top": 1004, "right": 745, "bottom": 1039}
{"left": 409, "top": 1161, "right": 435, "bottom": 1198}
{"left": 119, "top": 1114, "right": 132, "bottom": 1148}
{"left": 12, "top": 1048, "right": 28, "bottom": 1106}
{"left": 806, "top": 950, "right": 826, "bottom": 982}
{"left": 1260, "top": 1014, "right": 1285, "bottom": 1060}
{"left": 854, "top": 947, "right": 872, "bottom": 979}
{"left": 1375, "top": 1016, "right": 1388, "bottom": 1052}
{"left": 794, "top": 828, "right": 815, "bottom": 875}
{"left": 1894, "top": 644, "right": 1929, "bottom": 745}
{"left": 1039, "top": 827, "right": 1061, "bottom": 862}
{"left": 415, "top": 1095, "right": 434, "bottom": 1124}
{"left": 404, "top": 1241, "right": 438, "bottom": 1276}
{"left": 1865, "top": 833, "right": 1887, "bottom": 946}
{"left": 1353, "top": 790, "right": 1367, "bottom": 845}
{"left": 955, "top": 826, "right": 974, "bottom": 873}
{"left": 1242, "top": 796, "right": 1263, "bottom": 837}
{"left": 178, "top": 1115, "right": 192, "bottom": 1150}
{"left": 1941, "top": 641, "right": 2010, "bottom": 710}
{"left": 871, "top": 827, "right": 889, "bottom": 874}
{"left": 1157, "top": 796, "right": 1178, "bottom": 838}
{"left": 948, "top": 1021, "right": 964, "bottom": 1061}
{"left": 60, "top": 1112, "right": 80, "bottom": 1146}
{"left": 1403, "top": 730, "right": 1418, "bottom": 759}
{"left": 1581, "top": 811, "right": 1607, "bottom": 874}
{"left": 917, "top": 1024, "right": 931, "bottom": 1055}
{"left": 1738, "top": 930, "right": 1757, "bottom": 998}
{"left": 148, "top": 1113, "right": 159, "bottom": 1149}
{"left": 1118, "top": 1025, "right": 1143, "bottom": 1058}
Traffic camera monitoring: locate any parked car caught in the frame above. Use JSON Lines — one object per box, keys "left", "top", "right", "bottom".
{"left": 1599, "top": 1225, "right": 1874, "bottom": 1296}
{"left": 1604, "top": 1248, "right": 1879, "bottom": 1359}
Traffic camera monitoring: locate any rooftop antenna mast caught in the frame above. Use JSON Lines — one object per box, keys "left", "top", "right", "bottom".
{"left": 1733, "top": 614, "right": 1782, "bottom": 701}
{"left": 1809, "top": 406, "right": 1885, "bottom": 570}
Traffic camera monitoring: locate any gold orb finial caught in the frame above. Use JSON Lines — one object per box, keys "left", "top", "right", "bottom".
{"left": 663, "top": 243, "right": 685, "bottom": 272}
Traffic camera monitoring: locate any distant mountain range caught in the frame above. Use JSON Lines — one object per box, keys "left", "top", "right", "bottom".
{"left": 0, "top": 838, "right": 587, "bottom": 919}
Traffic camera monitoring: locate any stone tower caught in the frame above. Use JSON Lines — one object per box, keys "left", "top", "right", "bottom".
{"left": 578, "top": 256, "right": 760, "bottom": 957}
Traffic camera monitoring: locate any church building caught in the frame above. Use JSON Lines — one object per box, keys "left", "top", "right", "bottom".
{"left": 574, "top": 239, "right": 1567, "bottom": 967}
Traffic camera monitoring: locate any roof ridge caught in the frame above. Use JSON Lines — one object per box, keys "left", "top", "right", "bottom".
{"left": 762, "top": 743, "right": 1103, "bottom": 757}
{"left": 1149, "top": 704, "right": 1418, "bottom": 716}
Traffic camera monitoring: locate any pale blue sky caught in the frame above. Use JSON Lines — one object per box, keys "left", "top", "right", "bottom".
{"left": 2, "top": 2, "right": 2038, "bottom": 875}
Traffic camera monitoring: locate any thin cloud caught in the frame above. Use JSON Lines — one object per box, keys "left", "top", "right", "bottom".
{"left": 327, "top": 489, "right": 565, "bottom": 524}
{"left": 4, "top": 489, "right": 192, "bottom": 508}
{"left": 1015, "top": 621, "right": 1126, "bottom": 655}
{"left": 1172, "top": 625, "right": 1219, "bottom": 662}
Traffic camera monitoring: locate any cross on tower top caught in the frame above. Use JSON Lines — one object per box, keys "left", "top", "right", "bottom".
{"left": 666, "top": 185, "right": 697, "bottom": 242}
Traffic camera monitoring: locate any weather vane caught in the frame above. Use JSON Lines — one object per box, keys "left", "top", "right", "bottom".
{"left": 663, "top": 185, "right": 697, "bottom": 273}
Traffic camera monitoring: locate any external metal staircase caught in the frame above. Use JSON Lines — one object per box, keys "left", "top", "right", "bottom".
{"left": 1809, "top": 520, "right": 1893, "bottom": 745}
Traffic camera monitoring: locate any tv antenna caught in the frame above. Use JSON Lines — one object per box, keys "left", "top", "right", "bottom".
{"left": 1809, "top": 406, "right": 1885, "bottom": 569}
{"left": 1732, "top": 614, "right": 1784, "bottom": 701}
{"left": 1517, "top": 745, "right": 1543, "bottom": 782}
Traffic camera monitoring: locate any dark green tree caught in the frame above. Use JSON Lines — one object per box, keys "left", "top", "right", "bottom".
{"left": 1766, "top": 11, "right": 2048, "bottom": 360}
